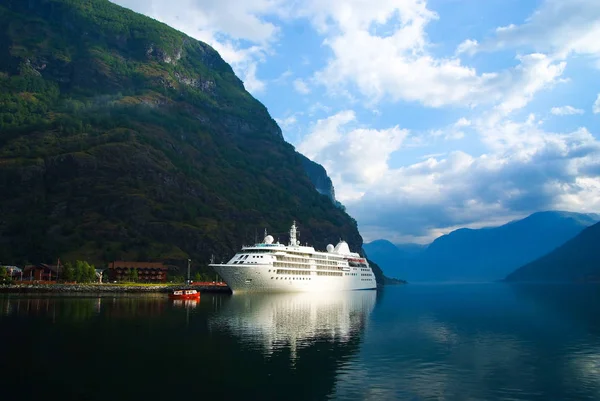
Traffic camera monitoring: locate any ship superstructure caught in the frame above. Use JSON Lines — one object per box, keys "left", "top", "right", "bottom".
{"left": 209, "top": 222, "right": 377, "bottom": 293}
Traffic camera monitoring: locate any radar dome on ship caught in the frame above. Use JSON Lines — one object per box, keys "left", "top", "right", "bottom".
{"left": 334, "top": 241, "right": 350, "bottom": 255}
{"left": 264, "top": 235, "right": 274, "bottom": 244}
{"left": 326, "top": 244, "right": 334, "bottom": 253}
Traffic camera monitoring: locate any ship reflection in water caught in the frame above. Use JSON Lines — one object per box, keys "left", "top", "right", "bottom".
{"left": 0, "top": 291, "right": 376, "bottom": 401}
{"left": 3, "top": 285, "right": 600, "bottom": 400}
{"left": 209, "top": 290, "right": 377, "bottom": 360}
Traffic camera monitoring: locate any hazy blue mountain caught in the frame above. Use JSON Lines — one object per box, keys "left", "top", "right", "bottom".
{"left": 505, "top": 221, "right": 600, "bottom": 282}
{"left": 368, "top": 211, "right": 598, "bottom": 283}
{"left": 363, "top": 239, "right": 425, "bottom": 280}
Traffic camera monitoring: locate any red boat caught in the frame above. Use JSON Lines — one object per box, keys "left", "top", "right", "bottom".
{"left": 169, "top": 289, "right": 200, "bottom": 300}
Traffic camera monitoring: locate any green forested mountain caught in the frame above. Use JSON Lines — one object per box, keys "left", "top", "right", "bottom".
{"left": 505, "top": 221, "right": 600, "bottom": 282}
{"left": 0, "top": 0, "right": 388, "bottom": 282}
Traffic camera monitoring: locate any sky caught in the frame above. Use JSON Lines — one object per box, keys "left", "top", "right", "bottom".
{"left": 111, "top": 0, "right": 600, "bottom": 245}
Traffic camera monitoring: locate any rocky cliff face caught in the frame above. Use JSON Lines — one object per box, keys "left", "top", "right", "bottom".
{"left": 0, "top": 0, "right": 391, "bottom": 284}
{"left": 299, "top": 154, "right": 344, "bottom": 209}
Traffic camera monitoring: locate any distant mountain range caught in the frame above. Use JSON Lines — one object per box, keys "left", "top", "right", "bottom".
{"left": 505, "top": 221, "right": 600, "bottom": 282}
{"left": 363, "top": 240, "right": 424, "bottom": 280}
{"left": 364, "top": 211, "right": 599, "bottom": 282}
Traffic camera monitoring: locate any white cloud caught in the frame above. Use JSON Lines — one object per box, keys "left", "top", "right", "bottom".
{"left": 551, "top": 106, "right": 585, "bottom": 116}
{"left": 297, "top": 110, "right": 356, "bottom": 159}
{"left": 300, "top": 1, "right": 565, "bottom": 113}
{"left": 472, "top": 0, "right": 600, "bottom": 59}
{"left": 272, "top": 69, "right": 293, "bottom": 84}
{"left": 298, "top": 110, "right": 408, "bottom": 200}
{"left": 428, "top": 118, "right": 472, "bottom": 141}
{"left": 594, "top": 94, "right": 600, "bottom": 114}
{"left": 275, "top": 115, "right": 298, "bottom": 130}
{"left": 242, "top": 63, "right": 266, "bottom": 93}
{"left": 455, "top": 118, "right": 471, "bottom": 128}
{"left": 493, "top": 54, "right": 566, "bottom": 116}
{"left": 292, "top": 78, "right": 311, "bottom": 94}
{"left": 307, "top": 102, "right": 332, "bottom": 116}
{"left": 456, "top": 39, "right": 478, "bottom": 55}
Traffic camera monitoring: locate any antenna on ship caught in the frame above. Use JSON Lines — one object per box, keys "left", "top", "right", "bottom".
{"left": 289, "top": 221, "right": 298, "bottom": 246}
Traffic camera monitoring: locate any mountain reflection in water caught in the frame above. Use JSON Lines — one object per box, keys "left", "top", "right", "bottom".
{"left": 0, "top": 291, "right": 376, "bottom": 401}
{"left": 2, "top": 285, "right": 600, "bottom": 401}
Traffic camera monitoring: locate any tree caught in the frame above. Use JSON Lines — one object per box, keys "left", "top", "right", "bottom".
{"left": 73, "top": 260, "right": 96, "bottom": 283}
{"left": 128, "top": 267, "right": 138, "bottom": 282}
{"left": 193, "top": 272, "right": 202, "bottom": 282}
{"left": 86, "top": 262, "right": 97, "bottom": 282}
{"left": 0, "top": 266, "right": 9, "bottom": 284}
{"left": 62, "top": 262, "right": 75, "bottom": 281}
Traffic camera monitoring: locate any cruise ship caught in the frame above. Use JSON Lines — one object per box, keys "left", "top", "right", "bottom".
{"left": 209, "top": 222, "right": 377, "bottom": 293}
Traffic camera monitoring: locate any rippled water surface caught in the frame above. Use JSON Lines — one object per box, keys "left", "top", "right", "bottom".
{"left": 1, "top": 284, "right": 600, "bottom": 400}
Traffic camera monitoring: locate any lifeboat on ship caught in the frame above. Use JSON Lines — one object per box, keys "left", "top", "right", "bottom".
{"left": 169, "top": 289, "right": 200, "bottom": 300}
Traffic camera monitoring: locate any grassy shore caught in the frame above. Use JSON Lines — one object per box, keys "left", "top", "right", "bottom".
{"left": 0, "top": 282, "right": 231, "bottom": 294}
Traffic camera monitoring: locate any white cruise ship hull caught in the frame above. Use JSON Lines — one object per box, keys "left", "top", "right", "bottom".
{"left": 211, "top": 264, "right": 377, "bottom": 293}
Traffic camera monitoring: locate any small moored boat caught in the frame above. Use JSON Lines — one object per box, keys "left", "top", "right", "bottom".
{"left": 169, "top": 289, "right": 200, "bottom": 300}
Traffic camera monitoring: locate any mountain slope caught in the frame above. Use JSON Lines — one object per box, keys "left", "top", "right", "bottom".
{"left": 505, "top": 222, "right": 600, "bottom": 282}
{"left": 0, "top": 0, "right": 390, "bottom": 282}
{"left": 375, "top": 211, "right": 597, "bottom": 282}
{"left": 363, "top": 239, "right": 424, "bottom": 279}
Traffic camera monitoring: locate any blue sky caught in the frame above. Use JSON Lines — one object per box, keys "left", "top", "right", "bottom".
{"left": 112, "top": 0, "right": 600, "bottom": 244}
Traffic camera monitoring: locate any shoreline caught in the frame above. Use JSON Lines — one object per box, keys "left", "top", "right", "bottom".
{"left": 0, "top": 283, "right": 232, "bottom": 294}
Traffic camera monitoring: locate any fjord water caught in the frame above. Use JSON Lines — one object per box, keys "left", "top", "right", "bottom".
{"left": 1, "top": 285, "right": 599, "bottom": 401}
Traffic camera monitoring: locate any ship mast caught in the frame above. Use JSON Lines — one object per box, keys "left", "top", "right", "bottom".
{"left": 289, "top": 221, "right": 298, "bottom": 246}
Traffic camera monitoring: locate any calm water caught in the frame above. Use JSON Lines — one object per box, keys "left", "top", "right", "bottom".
{"left": 1, "top": 284, "right": 600, "bottom": 401}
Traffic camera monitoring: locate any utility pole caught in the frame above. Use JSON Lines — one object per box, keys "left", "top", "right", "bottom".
{"left": 187, "top": 259, "right": 191, "bottom": 285}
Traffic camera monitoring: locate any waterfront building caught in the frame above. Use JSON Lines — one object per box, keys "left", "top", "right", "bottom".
{"left": 22, "top": 264, "right": 61, "bottom": 281}
{"left": 107, "top": 261, "right": 168, "bottom": 282}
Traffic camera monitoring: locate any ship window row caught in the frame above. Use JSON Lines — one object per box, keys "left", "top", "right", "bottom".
{"left": 313, "top": 261, "right": 338, "bottom": 266}
{"left": 284, "top": 251, "right": 312, "bottom": 257}
{"left": 361, "top": 273, "right": 373, "bottom": 276}
{"left": 316, "top": 266, "right": 343, "bottom": 271}
{"left": 313, "top": 255, "right": 338, "bottom": 260}
{"left": 361, "top": 279, "right": 374, "bottom": 281}
{"left": 275, "top": 258, "right": 311, "bottom": 265}
{"left": 273, "top": 262, "right": 310, "bottom": 269}
{"left": 278, "top": 256, "right": 308, "bottom": 261}
{"left": 315, "top": 262, "right": 340, "bottom": 268}
{"left": 275, "top": 269, "right": 311, "bottom": 276}
{"left": 272, "top": 277, "right": 311, "bottom": 280}
{"left": 345, "top": 273, "right": 359, "bottom": 276}
{"left": 316, "top": 271, "right": 343, "bottom": 277}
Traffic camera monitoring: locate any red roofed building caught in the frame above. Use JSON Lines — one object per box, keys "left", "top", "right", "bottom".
{"left": 23, "top": 263, "right": 61, "bottom": 281}
{"left": 108, "top": 261, "right": 168, "bottom": 282}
